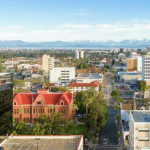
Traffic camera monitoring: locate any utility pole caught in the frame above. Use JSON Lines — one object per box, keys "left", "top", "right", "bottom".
{"left": 35, "top": 138, "right": 40, "bottom": 150}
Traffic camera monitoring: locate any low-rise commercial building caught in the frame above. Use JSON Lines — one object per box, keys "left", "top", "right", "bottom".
{"left": 118, "top": 72, "right": 142, "bottom": 81}
{"left": 76, "top": 73, "right": 103, "bottom": 84}
{"left": 66, "top": 81, "right": 99, "bottom": 93}
{"left": 129, "top": 110, "right": 150, "bottom": 150}
{"left": 0, "top": 135, "right": 83, "bottom": 150}
{"left": 49, "top": 67, "right": 75, "bottom": 85}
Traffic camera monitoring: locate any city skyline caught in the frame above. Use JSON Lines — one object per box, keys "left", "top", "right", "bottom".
{"left": 1, "top": 0, "right": 150, "bottom": 41}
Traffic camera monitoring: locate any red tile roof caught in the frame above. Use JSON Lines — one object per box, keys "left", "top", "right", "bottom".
{"left": 66, "top": 81, "right": 99, "bottom": 88}
{"left": 13, "top": 91, "right": 72, "bottom": 105}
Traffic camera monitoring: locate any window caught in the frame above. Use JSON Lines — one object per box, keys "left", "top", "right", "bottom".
{"left": 37, "top": 102, "right": 41, "bottom": 105}
{"left": 64, "top": 109, "right": 65, "bottom": 115}
{"left": 139, "top": 130, "right": 149, "bottom": 132}
{"left": 34, "top": 109, "right": 35, "bottom": 113}
{"left": 60, "top": 101, "right": 64, "bottom": 105}
{"left": 14, "top": 102, "right": 16, "bottom": 105}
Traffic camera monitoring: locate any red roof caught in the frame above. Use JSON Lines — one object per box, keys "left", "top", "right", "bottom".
{"left": 66, "top": 81, "right": 99, "bottom": 88}
{"left": 13, "top": 91, "right": 72, "bottom": 105}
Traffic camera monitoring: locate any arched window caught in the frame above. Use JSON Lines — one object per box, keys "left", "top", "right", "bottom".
{"left": 14, "top": 102, "right": 16, "bottom": 105}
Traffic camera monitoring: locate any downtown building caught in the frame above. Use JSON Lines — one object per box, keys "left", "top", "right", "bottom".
{"left": 66, "top": 80, "right": 99, "bottom": 93}
{"left": 142, "top": 55, "right": 150, "bottom": 84}
{"left": 13, "top": 89, "right": 73, "bottom": 125}
{"left": 0, "top": 73, "right": 13, "bottom": 135}
{"left": 129, "top": 110, "right": 150, "bottom": 150}
{"left": 75, "top": 50, "right": 84, "bottom": 59}
{"left": 49, "top": 67, "right": 75, "bottom": 86}
{"left": 42, "top": 54, "right": 55, "bottom": 77}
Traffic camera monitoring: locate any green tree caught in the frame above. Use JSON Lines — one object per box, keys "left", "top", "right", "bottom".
{"left": 13, "top": 121, "right": 29, "bottom": 135}
{"left": 115, "top": 114, "right": 121, "bottom": 129}
{"left": 83, "top": 88, "right": 97, "bottom": 127}
{"left": 74, "top": 91, "right": 86, "bottom": 118}
{"left": 138, "top": 81, "right": 146, "bottom": 93}
{"left": 111, "top": 90, "right": 119, "bottom": 97}
{"left": 72, "top": 104, "right": 78, "bottom": 124}
{"left": 113, "top": 104, "right": 120, "bottom": 111}
{"left": 58, "top": 77, "right": 61, "bottom": 84}
{"left": 112, "top": 59, "right": 115, "bottom": 66}
{"left": 110, "top": 68, "right": 114, "bottom": 72}
{"left": 142, "top": 98, "right": 149, "bottom": 107}
{"left": 88, "top": 92, "right": 108, "bottom": 135}
{"left": 13, "top": 79, "right": 24, "bottom": 86}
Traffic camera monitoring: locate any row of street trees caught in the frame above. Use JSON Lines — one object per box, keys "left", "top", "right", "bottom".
{"left": 13, "top": 111, "right": 75, "bottom": 135}
{"left": 74, "top": 88, "right": 108, "bottom": 138}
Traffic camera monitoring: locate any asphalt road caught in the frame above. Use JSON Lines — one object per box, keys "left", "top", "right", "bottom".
{"left": 98, "top": 74, "right": 118, "bottom": 149}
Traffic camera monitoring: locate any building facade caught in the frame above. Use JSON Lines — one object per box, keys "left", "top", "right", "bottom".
{"left": 129, "top": 110, "right": 150, "bottom": 150}
{"left": 66, "top": 81, "right": 99, "bottom": 93}
{"left": 127, "top": 58, "right": 137, "bottom": 71}
{"left": 75, "top": 50, "right": 84, "bottom": 59}
{"left": 13, "top": 90, "right": 73, "bottom": 124}
{"left": 76, "top": 73, "right": 103, "bottom": 84}
{"left": 142, "top": 55, "right": 150, "bottom": 84}
{"left": 130, "top": 52, "right": 141, "bottom": 58}
{"left": 42, "top": 54, "right": 55, "bottom": 77}
{"left": 49, "top": 67, "right": 75, "bottom": 85}
{"left": 0, "top": 73, "right": 13, "bottom": 135}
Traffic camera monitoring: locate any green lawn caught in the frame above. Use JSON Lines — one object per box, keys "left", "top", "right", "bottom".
{"left": 77, "top": 118, "right": 86, "bottom": 123}
{"left": 68, "top": 124, "right": 86, "bottom": 135}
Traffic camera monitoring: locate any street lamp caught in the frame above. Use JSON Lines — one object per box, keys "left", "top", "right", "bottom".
{"left": 35, "top": 138, "right": 40, "bottom": 150}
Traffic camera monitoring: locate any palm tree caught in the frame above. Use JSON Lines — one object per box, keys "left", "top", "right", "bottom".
{"left": 142, "top": 98, "right": 149, "bottom": 107}
{"left": 116, "top": 131, "right": 122, "bottom": 143}
{"left": 50, "top": 105, "right": 55, "bottom": 112}
{"left": 19, "top": 108, "right": 23, "bottom": 121}
{"left": 115, "top": 114, "right": 121, "bottom": 129}
{"left": 83, "top": 88, "right": 96, "bottom": 127}
{"left": 72, "top": 104, "right": 78, "bottom": 124}
{"left": 58, "top": 77, "right": 61, "bottom": 85}
{"left": 113, "top": 104, "right": 120, "bottom": 112}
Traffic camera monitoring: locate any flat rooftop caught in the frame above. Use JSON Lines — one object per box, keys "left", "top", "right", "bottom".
{"left": 77, "top": 73, "right": 101, "bottom": 79}
{"left": 118, "top": 72, "right": 138, "bottom": 75}
{"left": 0, "top": 135, "right": 82, "bottom": 150}
{"left": 131, "top": 111, "right": 150, "bottom": 122}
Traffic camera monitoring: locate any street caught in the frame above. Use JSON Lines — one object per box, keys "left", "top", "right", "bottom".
{"left": 98, "top": 74, "right": 118, "bottom": 149}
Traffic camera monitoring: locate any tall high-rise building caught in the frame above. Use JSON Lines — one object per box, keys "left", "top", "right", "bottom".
{"left": 75, "top": 50, "right": 84, "bottom": 59}
{"left": 127, "top": 58, "right": 137, "bottom": 71}
{"left": 142, "top": 55, "right": 150, "bottom": 84}
{"left": 147, "top": 46, "right": 150, "bottom": 51}
{"left": 42, "top": 54, "right": 55, "bottom": 77}
{"left": 0, "top": 73, "right": 13, "bottom": 135}
{"left": 129, "top": 110, "right": 150, "bottom": 150}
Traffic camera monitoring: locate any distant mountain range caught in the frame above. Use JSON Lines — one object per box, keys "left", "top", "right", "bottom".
{"left": 0, "top": 39, "right": 150, "bottom": 48}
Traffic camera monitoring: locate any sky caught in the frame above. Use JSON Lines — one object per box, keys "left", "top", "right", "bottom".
{"left": 0, "top": 0, "right": 150, "bottom": 42}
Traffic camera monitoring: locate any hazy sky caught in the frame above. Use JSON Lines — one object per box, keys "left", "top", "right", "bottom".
{"left": 1, "top": 0, "right": 150, "bottom": 42}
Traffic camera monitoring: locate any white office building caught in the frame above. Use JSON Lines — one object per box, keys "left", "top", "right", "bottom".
{"left": 137, "top": 56, "right": 142, "bottom": 73}
{"left": 142, "top": 55, "right": 150, "bottom": 84}
{"left": 129, "top": 110, "right": 150, "bottom": 150}
{"left": 130, "top": 52, "right": 141, "bottom": 58}
{"left": 76, "top": 73, "right": 103, "bottom": 84}
{"left": 49, "top": 67, "right": 75, "bottom": 85}
{"left": 42, "top": 54, "right": 55, "bottom": 77}
{"left": 75, "top": 50, "right": 84, "bottom": 59}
